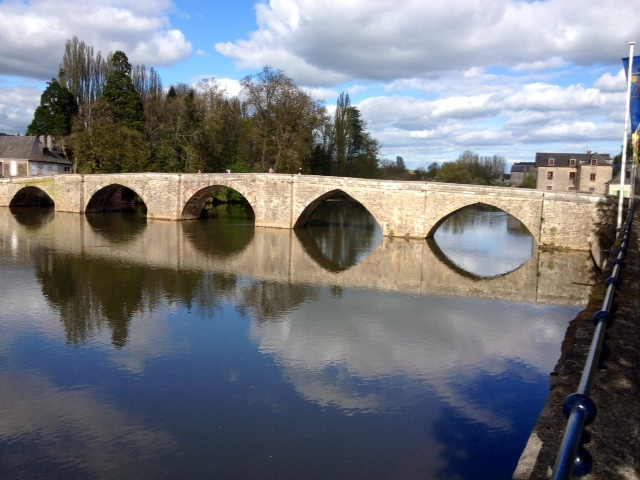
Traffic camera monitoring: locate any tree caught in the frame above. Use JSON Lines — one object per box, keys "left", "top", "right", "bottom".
{"left": 74, "top": 117, "right": 150, "bottom": 173}
{"left": 132, "top": 65, "right": 163, "bottom": 105}
{"left": 241, "top": 66, "right": 325, "bottom": 172}
{"left": 380, "top": 155, "right": 409, "bottom": 179}
{"left": 333, "top": 92, "right": 350, "bottom": 174}
{"left": 74, "top": 51, "right": 149, "bottom": 173}
{"left": 433, "top": 150, "right": 506, "bottom": 185}
{"left": 27, "top": 79, "right": 78, "bottom": 136}
{"left": 59, "top": 36, "right": 110, "bottom": 111}
{"left": 426, "top": 162, "right": 440, "bottom": 180}
{"left": 435, "top": 161, "right": 476, "bottom": 184}
{"left": 519, "top": 172, "right": 537, "bottom": 188}
{"left": 100, "top": 51, "right": 145, "bottom": 131}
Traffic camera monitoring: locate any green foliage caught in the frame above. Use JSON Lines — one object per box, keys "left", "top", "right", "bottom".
{"left": 212, "top": 187, "right": 245, "bottom": 203}
{"left": 241, "top": 66, "right": 325, "bottom": 173}
{"left": 32, "top": 38, "right": 385, "bottom": 177}
{"left": 309, "top": 92, "right": 380, "bottom": 178}
{"left": 432, "top": 151, "right": 506, "bottom": 185}
{"left": 74, "top": 118, "right": 150, "bottom": 173}
{"left": 519, "top": 172, "right": 537, "bottom": 188}
{"left": 380, "top": 156, "right": 410, "bottom": 179}
{"left": 435, "top": 161, "right": 476, "bottom": 184}
{"left": 100, "top": 51, "right": 145, "bottom": 131}
{"left": 27, "top": 79, "right": 78, "bottom": 136}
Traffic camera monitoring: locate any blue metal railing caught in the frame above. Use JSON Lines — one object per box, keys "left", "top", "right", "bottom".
{"left": 551, "top": 202, "right": 636, "bottom": 479}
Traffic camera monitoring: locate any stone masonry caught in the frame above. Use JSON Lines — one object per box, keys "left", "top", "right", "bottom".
{"left": 0, "top": 172, "right": 618, "bottom": 250}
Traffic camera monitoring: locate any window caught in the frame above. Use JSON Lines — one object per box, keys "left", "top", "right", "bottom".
{"left": 569, "top": 158, "right": 576, "bottom": 166}
{"left": 548, "top": 158, "right": 555, "bottom": 165}
{"left": 569, "top": 172, "right": 576, "bottom": 180}
{"left": 591, "top": 159, "right": 597, "bottom": 166}
{"left": 589, "top": 187, "right": 595, "bottom": 193}
{"left": 547, "top": 171, "right": 554, "bottom": 180}
{"left": 10, "top": 161, "right": 17, "bottom": 176}
{"left": 546, "top": 185, "right": 553, "bottom": 190}
{"left": 568, "top": 186, "right": 575, "bottom": 191}
{"left": 590, "top": 173, "right": 596, "bottom": 181}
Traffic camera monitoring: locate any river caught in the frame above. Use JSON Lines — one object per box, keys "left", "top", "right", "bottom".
{"left": 0, "top": 202, "right": 596, "bottom": 479}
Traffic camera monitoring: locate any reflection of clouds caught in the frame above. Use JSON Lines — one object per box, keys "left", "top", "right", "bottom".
{"left": 0, "top": 262, "right": 68, "bottom": 355}
{"left": 434, "top": 210, "right": 533, "bottom": 277}
{"left": 0, "top": 371, "right": 176, "bottom": 478}
{"left": 93, "top": 302, "right": 190, "bottom": 375}
{"left": 251, "top": 288, "right": 576, "bottom": 427}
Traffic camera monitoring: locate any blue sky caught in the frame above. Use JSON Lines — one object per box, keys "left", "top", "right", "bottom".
{"left": 0, "top": 0, "right": 639, "bottom": 170}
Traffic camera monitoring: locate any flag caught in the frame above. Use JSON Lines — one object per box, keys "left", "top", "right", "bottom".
{"left": 622, "top": 56, "right": 640, "bottom": 134}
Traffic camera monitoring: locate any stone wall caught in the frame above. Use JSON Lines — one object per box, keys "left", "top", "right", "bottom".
{"left": 540, "top": 192, "right": 616, "bottom": 249}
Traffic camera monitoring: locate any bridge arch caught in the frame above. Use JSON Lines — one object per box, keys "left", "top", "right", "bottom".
{"left": 10, "top": 186, "right": 55, "bottom": 207}
{"left": 293, "top": 188, "right": 382, "bottom": 231}
{"left": 85, "top": 183, "right": 147, "bottom": 213}
{"left": 181, "top": 185, "right": 254, "bottom": 220}
{"left": 426, "top": 200, "right": 538, "bottom": 241}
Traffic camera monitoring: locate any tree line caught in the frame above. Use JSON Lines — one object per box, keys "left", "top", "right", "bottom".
{"left": 26, "top": 36, "right": 507, "bottom": 184}
{"left": 27, "top": 37, "right": 381, "bottom": 177}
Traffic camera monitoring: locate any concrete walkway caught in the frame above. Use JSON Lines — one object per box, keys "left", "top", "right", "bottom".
{"left": 513, "top": 212, "right": 640, "bottom": 479}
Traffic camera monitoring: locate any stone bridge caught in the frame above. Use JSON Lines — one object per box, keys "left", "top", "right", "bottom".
{"left": 0, "top": 173, "right": 617, "bottom": 250}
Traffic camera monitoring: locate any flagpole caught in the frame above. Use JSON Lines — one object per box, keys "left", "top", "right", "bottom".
{"left": 617, "top": 42, "right": 635, "bottom": 233}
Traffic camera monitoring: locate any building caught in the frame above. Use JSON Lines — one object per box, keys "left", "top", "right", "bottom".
{"left": 607, "top": 164, "right": 634, "bottom": 198}
{"left": 0, "top": 135, "right": 72, "bottom": 178}
{"left": 506, "top": 162, "right": 536, "bottom": 187}
{"left": 535, "top": 152, "right": 613, "bottom": 194}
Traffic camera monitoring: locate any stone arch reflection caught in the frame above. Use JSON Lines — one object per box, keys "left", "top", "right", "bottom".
{"left": 85, "top": 211, "right": 147, "bottom": 243}
{"left": 295, "top": 194, "right": 382, "bottom": 272}
{"left": 182, "top": 203, "right": 255, "bottom": 258}
{"left": 9, "top": 206, "right": 55, "bottom": 228}
{"left": 430, "top": 204, "right": 534, "bottom": 278}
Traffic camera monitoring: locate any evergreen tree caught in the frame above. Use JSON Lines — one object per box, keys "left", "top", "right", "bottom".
{"left": 100, "top": 51, "right": 145, "bottom": 131}
{"left": 27, "top": 79, "right": 78, "bottom": 136}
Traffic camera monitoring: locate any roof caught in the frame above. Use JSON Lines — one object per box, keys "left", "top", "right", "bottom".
{"left": 0, "top": 136, "right": 71, "bottom": 165}
{"left": 535, "top": 152, "right": 612, "bottom": 167}
{"left": 510, "top": 163, "right": 535, "bottom": 173}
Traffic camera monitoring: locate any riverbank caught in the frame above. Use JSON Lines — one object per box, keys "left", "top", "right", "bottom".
{"left": 513, "top": 213, "right": 640, "bottom": 478}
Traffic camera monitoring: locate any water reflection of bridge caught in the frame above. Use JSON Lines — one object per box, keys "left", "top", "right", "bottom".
{"left": 3, "top": 210, "right": 595, "bottom": 306}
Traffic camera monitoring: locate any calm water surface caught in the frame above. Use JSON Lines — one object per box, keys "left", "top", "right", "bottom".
{"left": 0, "top": 203, "right": 596, "bottom": 479}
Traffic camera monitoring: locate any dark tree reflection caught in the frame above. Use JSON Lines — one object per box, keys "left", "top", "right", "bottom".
{"left": 34, "top": 249, "right": 210, "bottom": 347}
